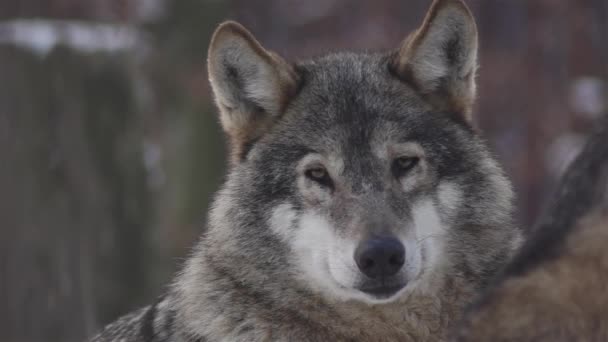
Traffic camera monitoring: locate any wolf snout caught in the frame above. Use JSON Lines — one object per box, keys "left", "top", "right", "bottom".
{"left": 354, "top": 236, "right": 405, "bottom": 279}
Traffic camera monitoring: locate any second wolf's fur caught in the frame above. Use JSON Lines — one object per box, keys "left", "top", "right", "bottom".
{"left": 454, "top": 119, "right": 608, "bottom": 342}
{"left": 92, "top": 1, "right": 522, "bottom": 341}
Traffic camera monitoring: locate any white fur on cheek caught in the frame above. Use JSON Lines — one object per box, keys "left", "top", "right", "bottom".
{"left": 411, "top": 199, "right": 446, "bottom": 277}
{"left": 292, "top": 213, "right": 338, "bottom": 293}
{"left": 269, "top": 203, "right": 297, "bottom": 241}
{"left": 290, "top": 212, "right": 361, "bottom": 300}
{"left": 405, "top": 183, "right": 461, "bottom": 293}
{"left": 437, "top": 181, "right": 463, "bottom": 220}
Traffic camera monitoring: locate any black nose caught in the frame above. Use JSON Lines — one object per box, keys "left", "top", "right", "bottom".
{"left": 355, "top": 236, "right": 405, "bottom": 279}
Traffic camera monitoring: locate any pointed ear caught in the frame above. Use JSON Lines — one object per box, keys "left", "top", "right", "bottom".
{"left": 207, "top": 21, "right": 300, "bottom": 162}
{"left": 391, "top": 0, "right": 478, "bottom": 120}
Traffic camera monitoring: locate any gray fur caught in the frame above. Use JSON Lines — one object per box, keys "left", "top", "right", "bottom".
{"left": 91, "top": 1, "right": 522, "bottom": 341}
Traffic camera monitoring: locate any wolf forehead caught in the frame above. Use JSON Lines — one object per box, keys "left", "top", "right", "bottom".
{"left": 282, "top": 54, "right": 419, "bottom": 129}
{"left": 254, "top": 55, "right": 479, "bottom": 178}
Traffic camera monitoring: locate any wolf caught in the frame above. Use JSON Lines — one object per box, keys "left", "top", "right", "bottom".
{"left": 454, "top": 118, "right": 608, "bottom": 342}
{"left": 91, "top": 0, "right": 522, "bottom": 341}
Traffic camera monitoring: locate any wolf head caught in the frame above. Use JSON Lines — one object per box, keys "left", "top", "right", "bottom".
{"left": 203, "top": 0, "right": 519, "bottom": 305}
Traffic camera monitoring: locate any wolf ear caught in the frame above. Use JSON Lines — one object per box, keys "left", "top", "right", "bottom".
{"left": 391, "top": 0, "right": 478, "bottom": 120}
{"left": 208, "top": 21, "right": 300, "bottom": 162}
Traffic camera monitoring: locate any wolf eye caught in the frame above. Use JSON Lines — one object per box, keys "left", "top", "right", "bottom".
{"left": 392, "top": 156, "right": 420, "bottom": 178}
{"left": 305, "top": 167, "right": 333, "bottom": 188}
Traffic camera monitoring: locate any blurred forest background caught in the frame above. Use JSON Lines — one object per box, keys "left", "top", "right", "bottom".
{"left": 0, "top": 0, "right": 606, "bottom": 341}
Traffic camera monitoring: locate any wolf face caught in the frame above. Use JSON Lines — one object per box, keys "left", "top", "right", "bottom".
{"left": 205, "top": 0, "right": 519, "bottom": 306}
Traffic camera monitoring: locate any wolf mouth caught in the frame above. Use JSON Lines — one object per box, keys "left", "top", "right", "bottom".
{"left": 358, "top": 283, "right": 406, "bottom": 299}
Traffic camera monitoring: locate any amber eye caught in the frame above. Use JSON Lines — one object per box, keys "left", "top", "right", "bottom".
{"left": 392, "top": 156, "right": 420, "bottom": 178}
{"left": 305, "top": 167, "right": 333, "bottom": 188}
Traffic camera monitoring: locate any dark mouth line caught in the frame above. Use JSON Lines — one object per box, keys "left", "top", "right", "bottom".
{"left": 359, "top": 283, "right": 405, "bottom": 297}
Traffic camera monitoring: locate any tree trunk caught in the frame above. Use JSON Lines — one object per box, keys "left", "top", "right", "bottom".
{"left": 0, "top": 46, "right": 152, "bottom": 342}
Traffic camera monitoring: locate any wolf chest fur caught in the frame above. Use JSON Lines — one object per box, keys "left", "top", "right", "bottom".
{"left": 91, "top": 0, "right": 522, "bottom": 341}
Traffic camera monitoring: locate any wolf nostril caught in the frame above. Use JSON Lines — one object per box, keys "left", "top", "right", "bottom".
{"left": 361, "top": 258, "right": 374, "bottom": 270}
{"left": 389, "top": 254, "right": 404, "bottom": 266}
{"left": 354, "top": 236, "right": 405, "bottom": 279}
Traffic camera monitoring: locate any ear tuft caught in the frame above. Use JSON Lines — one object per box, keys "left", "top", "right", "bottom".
{"left": 207, "top": 21, "right": 299, "bottom": 162}
{"left": 392, "top": 0, "right": 478, "bottom": 120}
